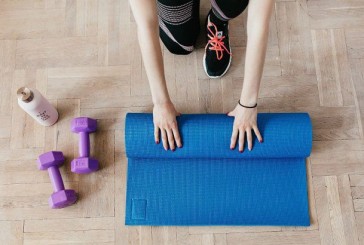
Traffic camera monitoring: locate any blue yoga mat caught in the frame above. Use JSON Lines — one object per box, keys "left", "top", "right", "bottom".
{"left": 125, "top": 113, "right": 312, "bottom": 226}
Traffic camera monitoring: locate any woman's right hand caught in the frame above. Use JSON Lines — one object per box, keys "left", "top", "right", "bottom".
{"left": 153, "top": 102, "right": 182, "bottom": 151}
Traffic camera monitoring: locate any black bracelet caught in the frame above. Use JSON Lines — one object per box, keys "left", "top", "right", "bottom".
{"left": 238, "top": 100, "right": 257, "bottom": 109}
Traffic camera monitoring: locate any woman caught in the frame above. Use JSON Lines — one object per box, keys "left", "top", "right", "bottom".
{"left": 129, "top": 0, "right": 275, "bottom": 152}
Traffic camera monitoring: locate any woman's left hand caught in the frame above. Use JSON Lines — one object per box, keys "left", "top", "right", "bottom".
{"left": 227, "top": 104, "right": 263, "bottom": 152}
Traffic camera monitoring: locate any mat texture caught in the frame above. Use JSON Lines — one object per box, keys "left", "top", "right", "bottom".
{"left": 125, "top": 113, "right": 312, "bottom": 226}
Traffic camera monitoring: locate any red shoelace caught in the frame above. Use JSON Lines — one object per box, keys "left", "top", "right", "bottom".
{"left": 206, "top": 21, "right": 231, "bottom": 60}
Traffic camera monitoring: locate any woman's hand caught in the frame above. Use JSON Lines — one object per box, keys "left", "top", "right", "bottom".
{"left": 227, "top": 104, "right": 263, "bottom": 152}
{"left": 153, "top": 102, "right": 182, "bottom": 151}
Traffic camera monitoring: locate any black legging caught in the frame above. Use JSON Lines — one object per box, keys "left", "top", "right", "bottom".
{"left": 157, "top": 0, "right": 249, "bottom": 55}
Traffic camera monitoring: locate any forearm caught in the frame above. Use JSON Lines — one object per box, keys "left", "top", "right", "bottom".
{"left": 240, "top": 0, "right": 274, "bottom": 106}
{"left": 138, "top": 26, "right": 171, "bottom": 104}
{"left": 129, "top": 0, "right": 171, "bottom": 105}
{"left": 240, "top": 26, "right": 269, "bottom": 105}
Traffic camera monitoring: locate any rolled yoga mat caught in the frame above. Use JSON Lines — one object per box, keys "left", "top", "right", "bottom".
{"left": 125, "top": 113, "right": 312, "bottom": 226}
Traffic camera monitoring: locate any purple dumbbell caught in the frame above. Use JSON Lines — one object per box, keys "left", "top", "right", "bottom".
{"left": 38, "top": 151, "right": 77, "bottom": 209}
{"left": 71, "top": 117, "right": 99, "bottom": 174}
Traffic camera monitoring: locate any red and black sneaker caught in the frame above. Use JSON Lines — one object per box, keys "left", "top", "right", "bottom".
{"left": 203, "top": 10, "right": 232, "bottom": 78}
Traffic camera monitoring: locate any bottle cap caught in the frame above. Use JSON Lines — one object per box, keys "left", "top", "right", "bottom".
{"left": 17, "top": 87, "right": 34, "bottom": 103}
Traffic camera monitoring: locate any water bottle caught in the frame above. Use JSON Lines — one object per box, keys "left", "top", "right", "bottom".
{"left": 17, "top": 87, "right": 59, "bottom": 126}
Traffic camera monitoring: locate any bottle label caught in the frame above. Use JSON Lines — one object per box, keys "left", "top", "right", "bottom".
{"left": 36, "top": 110, "right": 50, "bottom": 121}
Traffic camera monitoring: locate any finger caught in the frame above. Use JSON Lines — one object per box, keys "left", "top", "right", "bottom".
{"left": 161, "top": 129, "right": 168, "bottom": 150}
{"left": 166, "top": 128, "right": 175, "bottom": 151}
{"left": 154, "top": 126, "right": 159, "bottom": 144}
{"left": 227, "top": 111, "right": 234, "bottom": 117}
{"left": 247, "top": 128, "right": 252, "bottom": 151}
{"left": 176, "top": 112, "right": 181, "bottom": 116}
{"left": 172, "top": 126, "right": 182, "bottom": 148}
{"left": 238, "top": 129, "right": 245, "bottom": 152}
{"left": 230, "top": 127, "right": 239, "bottom": 149}
{"left": 253, "top": 126, "right": 263, "bottom": 143}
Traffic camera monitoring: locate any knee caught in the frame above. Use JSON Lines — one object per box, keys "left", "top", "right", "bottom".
{"left": 159, "top": 27, "right": 195, "bottom": 55}
{"left": 212, "top": 0, "right": 249, "bottom": 20}
{"left": 161, "top": 39, "right": 194, "bottom": 55}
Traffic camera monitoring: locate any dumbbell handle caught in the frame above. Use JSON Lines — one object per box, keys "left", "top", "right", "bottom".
{"left": 48, "top": 166, "right": 65, "bottom": 192}
{"left": 78, "top": 132, "right": 90, "bottom": 157}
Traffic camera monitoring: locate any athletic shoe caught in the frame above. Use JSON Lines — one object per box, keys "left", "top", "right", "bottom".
{"left": 203, "top": 10, "right": 232, "bottom": 78}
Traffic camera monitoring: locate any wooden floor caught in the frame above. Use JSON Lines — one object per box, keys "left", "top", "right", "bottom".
{"left": 0, "top": 0, "right": 364, "bottom": 244}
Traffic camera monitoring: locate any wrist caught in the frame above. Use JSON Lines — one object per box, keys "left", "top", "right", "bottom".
{"left": 152, "top": 87, "right": 172, "bottom": 106}
{"left": 240, "top": 81, "right": 259, "bottom": 106}
{"left": 239, "top": 96, "right": 258, "bottom": 107}
{"left": 153, "top": 98, "right": 172, "bottom": 106}
{"left": 238, "top": 99, "right": 257, "bottom": 109}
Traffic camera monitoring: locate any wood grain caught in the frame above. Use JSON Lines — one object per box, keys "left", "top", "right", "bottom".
{"left": 0, "top": 0, "right": 363, "bottom": 244}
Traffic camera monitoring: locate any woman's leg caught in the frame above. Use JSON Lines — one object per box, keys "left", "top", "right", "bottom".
{"left": 157, "top": 0, "right": 200, "bottom": 55}
{"left": 210, "top": 0, "right": 249, "bottom": 21}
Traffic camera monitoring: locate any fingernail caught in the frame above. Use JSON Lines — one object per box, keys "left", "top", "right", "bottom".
{"left": 172, "top": 148, "right": 175, "bottom": 152}
{"left": 259, "top": 139, "right": 262, "bottom": 143}
{"left": 239, "top": 150, "right": 243, "bottom": 153}
{"left": 156, "top": 141, "right": 159, "bottom": 144}
{"left": 230, "top": 147, "right": 233, "bottom": 150}
{"left": 249, "top": 148, "right": 252, "bottom": 151}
